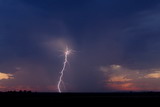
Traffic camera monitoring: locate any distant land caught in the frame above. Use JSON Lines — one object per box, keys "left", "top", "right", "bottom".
{"left": 1, "top": 91, "right": 160, "bottom": 105}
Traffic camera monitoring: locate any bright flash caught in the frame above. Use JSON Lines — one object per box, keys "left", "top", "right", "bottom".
{"left": 65, "top": 47, "right": 71, "bottom": 55}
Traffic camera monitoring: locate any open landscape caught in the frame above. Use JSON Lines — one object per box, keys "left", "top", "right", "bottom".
{"left": 1, "top": 1, "right": 160, "bottom": 106}
{"left": 1, "top": 91, "right": 160, "bottom": 104}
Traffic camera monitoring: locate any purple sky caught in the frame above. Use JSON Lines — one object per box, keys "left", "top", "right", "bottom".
{"left": 0, "top": 0, "right": 160, "bottom": 92}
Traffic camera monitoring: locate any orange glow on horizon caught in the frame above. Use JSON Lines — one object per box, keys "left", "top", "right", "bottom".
{"left": 108, "top": 83, "right": 141, "bottom": 91}
{"left": 108, "top": 75, "right": 132, "bottom": 82}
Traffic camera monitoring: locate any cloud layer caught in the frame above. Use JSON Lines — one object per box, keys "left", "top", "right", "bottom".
{"left": 101, "top": 65, "right": 160, "bottom": 91}
{"left": 0, "top": 0, "right": 160, "bottom": 92}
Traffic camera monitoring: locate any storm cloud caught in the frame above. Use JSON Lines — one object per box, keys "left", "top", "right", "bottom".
{"left": 0, "top": 0, "right": 160, "bottom": 92}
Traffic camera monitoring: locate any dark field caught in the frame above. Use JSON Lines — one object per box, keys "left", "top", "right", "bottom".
{"left": 1, "top": 92, "right": 160, "bottom": 105}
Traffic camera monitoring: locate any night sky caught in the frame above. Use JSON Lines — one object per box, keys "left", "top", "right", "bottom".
{"left": 0, "top": 0, "right": 160, "bottom": 92}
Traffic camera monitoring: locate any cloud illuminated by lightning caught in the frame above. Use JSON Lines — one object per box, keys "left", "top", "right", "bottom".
{"left": 57, "top": 46, "right": 71, "bottom": 93}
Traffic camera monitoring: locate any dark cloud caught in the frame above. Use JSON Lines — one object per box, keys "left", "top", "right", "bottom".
{"left": 0, "top": 0, "right": 160, "bottom": 92}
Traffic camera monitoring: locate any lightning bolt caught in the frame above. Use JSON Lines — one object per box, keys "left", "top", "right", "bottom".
{"left": 57, "top": 46, "right": 71, "bottom": 93}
